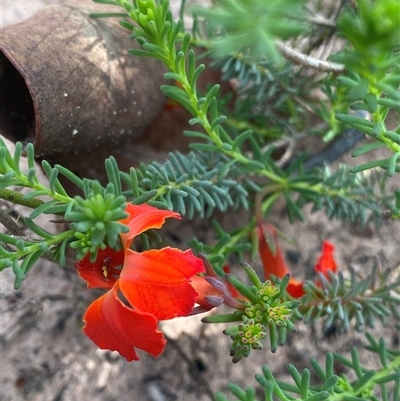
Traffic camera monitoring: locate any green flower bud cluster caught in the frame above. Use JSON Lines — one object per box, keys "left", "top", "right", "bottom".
{"left": 221, "top": 279, "right": 295, "bottom": 362}
{"left": 252, "top": 281, "right": 294, "bottom": 328}
{"left": 70, "top": 231, "right": 97, "bottom": 259}
{"left": 67, "top": 188, "right": 128, "bottom": 261}
{"left": 267, "top": 304, "right": 292, "bottom": 325}
{"left": 225, "top": 315, "right": 267, "bottom": 363}
{"left": 257, "top": 280, "right": 280, "bottom": 300}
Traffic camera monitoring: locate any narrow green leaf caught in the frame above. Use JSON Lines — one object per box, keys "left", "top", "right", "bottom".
{"left": 197, "top": 187, "right": 216, "bottom": 208}
{"left": 287, "top": 363, "right": 302, "bottom": 388}
{"left": 24, "top": 249, "right": 47, "bottom": 274}
{"left": 246, "top": 160, "right": 265, "bottom": 170}
{"left": 349, "top": 158, "right": 390, "bottom": 173}
{"left": 267, "top": 322, "right": 277, "bottom": 353}
{"left": 300, "top": 369, "right": 310, "bottom": 399}
{"left": 304, "top": 393, "right": 330, "bottom": 401}
{"left": 211, "top": 115, "right": 228, "bottom": 129}
{"left": 26, "top": 168, "right": 38, "bottom": 185}
{"left": 190, "top": 64, "right": 205, "bottom": 88}
{"left": 55, "top": 237, "right": 69, "bottom": 267}
{"left": 310, "top": 359, "right": 326, "bottom": 381}
{"left": 232, "top": 130, "right": 253, "bottom": 150}
{"left": 187, "top": 118, "right": 205, "bottom": 127}
{"left": 351, "top": 142, "right": 386, "bottom": 157}
{"left": 179, "top": 33, "right": 191, "bottom": 59}
{"left": 221, "top": 142, "right": 232, "bottom": 151}
{"left": 376, "top": 82, "right": 400, "bottom": 100}
{"left": 341, "top": 396, "right": 368, "bottom": 401}
{"left": 335, "top": 113, "right": 374, "bottom": 134}
{"left": 161, "top": 84, "right": 196, "bottom": 115}
{"left": 92, "top": 0, "right": 121, "bottom": 5}
{"left": 164, "top": 72, "right": 187, "bottom": 86}
{"left": 337, "top": 76, "right": 359, "bottom": 88}
{"left": 378, "top": 97, "right": 400, "bottom": 110}
{"left": 132, "top": 190, "right": 158, "bottom": 204}
{"left": 150, "top": 170, "right": 159, "bottom": 189}
{"left": 12, "top": 142, "right": 23, "bottom": 174}
{"left": 387, "top": 152, "right": 400, "bottom": 177}
{"left": 202, "top": 313, "right": 242, "bottom": 323}
{"left": 22, "top": 190, "right": 49, "bottom": 200}
{"left": 352, "top": 370, "right": 375, "bottom": 392}
{"left": 247, "top": 136, "right": 262, "bottom": 159}
{"left": 55, "top": 164, "right": 84, "bottom": 191}
{"left": 26, "top": 143, "right": 36, "bottom": 171}
{"left": 384, "top": 131, "right": 400, "bottom": 144}
{"left": 29, "top": 200, "right": 59, "bottom": 220}
{"left": 284, "top": 191, "right": 304, "bottom": 222}
{"left": 105, "top": 157, "right": 122, "bottom": 196}
{"left": 321, "top": 375, "right": 338, "bottom": 391}
{"left": 189, "top": 143, "right": 220, "bottom": 153}
{"left": 0, "top": 256, "right": 12, "bottom": 269}
{"left": 129, "top": 168, "right": 140, "bottom": 198}
{"left": 129, "top": 48, "right": 157, "bottom": 59}
{"left": 204, "top": 84, "right": 220, "bottom": 105}
{"left": 12, "top": 260, "right": 25, "bottom": 290}
{"left": 49, "top": 166, "right": 60, "bottom": 194}
{"left": 374, "top": 372, "right": 400, "bottom": 384}
{"left": 90, "top": 12, "right": 128, "bottom": 18}
{"left": 227, "top": 276, "right": 261, "bottom": 305}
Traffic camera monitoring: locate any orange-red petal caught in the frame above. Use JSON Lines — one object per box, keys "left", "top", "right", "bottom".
{"left": 286, "top": 278, "right": 305, "bottom": 298}
{"left": 82, "top": 282, "right": 166, "bottom": 362}
{"left": 119, "top": 203, "right": 180, "bottom": 249}
{"left": 119, "top": 247, "right": 205, "bottom": 320}
{"left": 315, "top": 241, "right": 337, "bottom": 276}
{"left": 258, "top": 224, "right": 290, "bottom": 280}
{"left": 75, "top": 248, "right": 124, "bottom": 289}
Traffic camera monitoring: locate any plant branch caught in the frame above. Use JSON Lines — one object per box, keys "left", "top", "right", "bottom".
{"left": 0, "top": 209, "right": 25, "bottom": 236}
{"left": 0, "top": 188, "right": 44, "bottom": 209}
{"left": 277, "top": 41, "right": 345, "bottom": 73}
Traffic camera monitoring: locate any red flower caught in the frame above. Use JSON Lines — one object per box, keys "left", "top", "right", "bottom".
{"left": 76, "top": 203, "right": 206, "bottom": 361}
{"left": 315, "top": 241, "right": 337, "bottom": 275}
{"left": 258, "top": 224, "right": 304, "bottom": 297}
{"left": 258, "top": 223, "right": 337, "bottom": 298}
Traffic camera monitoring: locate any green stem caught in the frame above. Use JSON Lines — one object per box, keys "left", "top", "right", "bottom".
{"left": 329, "top": 354, "right": 400, "bottom": 400}
{"left": 0, "top": 188, "right": 44, "bottom": 209}
{"left": 6, "top": 230, "right": 73, "bottom": 264}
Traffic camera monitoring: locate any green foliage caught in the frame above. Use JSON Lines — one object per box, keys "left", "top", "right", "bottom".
{"left": 215, "top": 337, "right": 400, "bottom": 400}
{"left": 0, "top": 224, "right": 71, "bottom": 290}
{"left": 211, "top": 55, "right": 313, "bottom": 139}
{"left": 324, "top": 0, "right": 400, "bottom": 189}
{"left": 334, "top": 0, "right": 400, "bottom": 81}
{"left": 0, "top": 137, "right": 71, "bottom": 205}
{"left": 193, "top": 0, "right": 307, "bottom": 63}
{"left": 203, "top": 269, "right": 298, "bottom": 362}
{"left": 120, "top": 151, "right": 249, "bottom": 218}
{"left": 67, "top": 183, "right": 128, "bottom": 261}
{"left": 299, "top": 264, "right": 400, "bottom": 333}
{"left": 0, "top": 137, "right": 130, "bottom": 276}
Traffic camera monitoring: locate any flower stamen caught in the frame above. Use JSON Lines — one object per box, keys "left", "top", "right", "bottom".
{"left": 101, "top": 256, "right": 113, "bottom": 281}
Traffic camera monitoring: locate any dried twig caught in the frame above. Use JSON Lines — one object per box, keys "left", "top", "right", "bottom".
{"left": 277, "top": 41, "right": 345, "bottom": 73}
{"left": 0, "top": 209, "right": 25, "bottom": 236}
